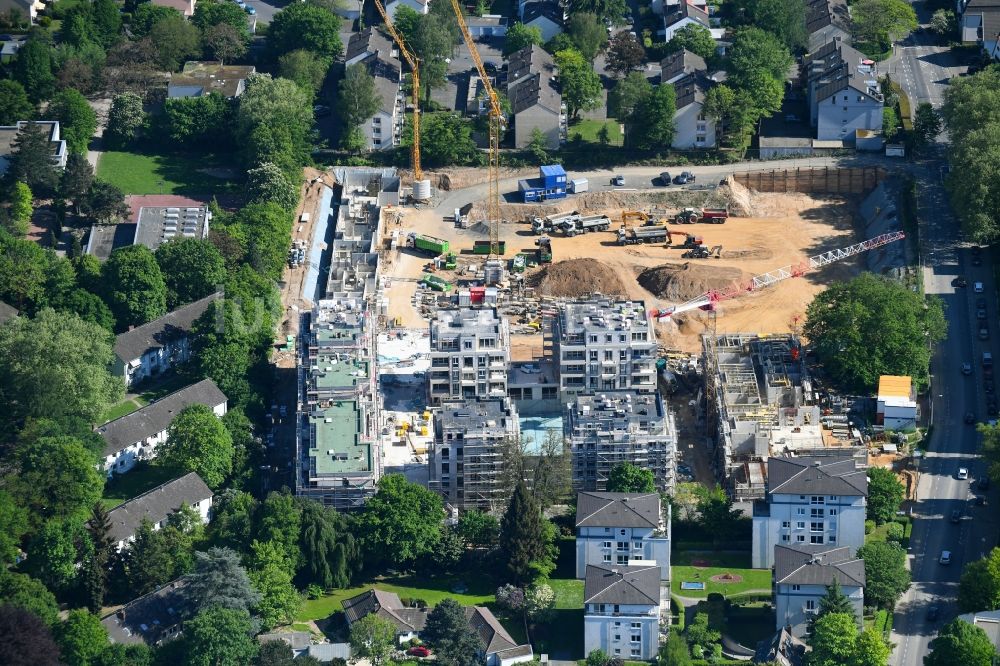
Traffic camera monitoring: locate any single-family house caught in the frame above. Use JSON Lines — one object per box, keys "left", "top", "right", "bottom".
{"left": 0, "top": 120, "right": 67, "bottom": 176}
{"left": 773, "top": 544, "right": 865, "bottom": 638}
{"left": 167, "top": 61, "right": 256, "bottom": 98}
{"left": 956, "top": 610, "right": 1000, "bottom": 651}
{"left": 151, "top": 0, "right": 195, "bottom": 17}
{"left": 583, "top": 564, "right": 662, "bottom": 660}
{"left": 112, "top": 292, "right": 220, "bottom": 388}
{"left": 0, "top": 301, "right": 17, "bottom": 325}
{"left": 520, "top": 1, "right": 563, "bottom": 42}
{"left": 575, "top": 491, "right": 670, "bottom": 581}
{"left": 751, "top": 452, "right": 868, "bottom": 569}
{"left": 959, "top": 0, "right": 1000, "bottom": 59}
{"left": 506, "top": 45, "right": 564, "bottom": 149}
{"left": 97, "top": 378, "right": 227, "bottom": 476}
{"left": 346, "top": 30, "right": 405, "bottom": 151}
{"left": 105, "top": 472, "right": 213, "bottom": 551}
{"left": 465, "top": 606, "right": 535, "bottom": 666}
{"left": 0, "top": 0, "right": 43, "bottom": 23}
{"left": 876, "top": 375, "right": 917, "bottom": 430}
{"left": 805, "top": 38, "right": 884, "bottom": 141}
{"left": 465, "top": 15, "right": 508, "bottom": 37}
{"left": 806, "top": 0, "right": 852, "bottom": 53}
{"left": 101, "top": 579, "right": 190, "bottom": 646}
{"left": 384, "top": 0, "right": 429, "bottom": 19}
{"left": 672, "top": 72, "right": 717, "bottom": 148}
{"left": 754, "top": 626, "right": 808, "bottom": 666}
{"left": 346, "top": 28, "right": 396, "bottom": 67}
{"left": 662, "top": 0, "right": 711, "bottom": 42}
{"left": 660, "top": 49, "right": 707, "bottom": 84}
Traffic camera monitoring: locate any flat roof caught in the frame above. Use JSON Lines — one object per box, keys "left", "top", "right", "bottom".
{"left": 134, "top": 206, "right": 210, "bottom": 251}
{"left": 313, "top": 358, "right": 369, "bottom": 390}
{"left": 310, "top": 401, "right": 372, "bottom": 475}
{"left": 878, "top": 375, "right": 911, "bottom": 399}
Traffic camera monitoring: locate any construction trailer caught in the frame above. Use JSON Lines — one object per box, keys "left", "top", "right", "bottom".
{"left": 518, "top": 164, "right": 568, "bottom": 202}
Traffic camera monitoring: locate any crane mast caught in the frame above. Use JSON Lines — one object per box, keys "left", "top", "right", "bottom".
{"left": 372, "top": 0, "right": 428, "bottom": 194}
{"left": 448, "top": 0, "right": 504, "bottom": 259}
{"left": 652, "top": 231, "right": 906, "bottom": 319}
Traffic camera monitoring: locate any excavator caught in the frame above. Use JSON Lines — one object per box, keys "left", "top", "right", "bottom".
{"left": 681, "top": 244, "right": 723, "bottom": 259}
{"left": 620, "top": 211, "right": 662, "bottom": 228}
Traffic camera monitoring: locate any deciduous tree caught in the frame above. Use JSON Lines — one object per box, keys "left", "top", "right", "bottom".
{"left": 925, "top": 618, "right": 998, "bottom": 666}
{"left": 958, "top": 547, "right": 1000, "bottom": 612}
{"left": 0, "top": 80, "right": 33, "bottom": 125}
{"left": 0, "top": 571, "right": 60, "bottom": 627}
{"left": 807, "top": 612, "right": 857, "bottom": 666}
{"left": 360, "top": 474, "right": 444, "bottom": 568}
{"left": 267, "top": 3, "right": 343, "bottom": 61}
{"left": 567, "top": 0, "right": 628, "bottom": 26}
{"left": 457, "top": 509, "right": 499, "bottom": 550}
{"left": 61, "top": 153, "right": 95, "bottom": 212}
{"left": 808, "top": 580, "right": 855, "bottom": 632}
{"left": 82, "top": 180, "right": 129, "bottom": 224}
{"left": 867, "top": 467, "right": 905, "bottom": 524}
{"left": 4, "top": 182, "right": 32, "bottom": 237}
{"left": 0, "top": 605, "right": 62, "bottom": 666}
{"left": 0, "top": 492, "right": 28, "bottom": 567}
{"left": 555, "top": 48, "right": 603, "bottom": 119}
{"left": 92, "top": 0, "right": 122, "bottom": 47}
{"left": 192, "top": 0, "right": 252, "bottom": 37}
{"left": 567, "top": 12, "right": 607, "bottom": 62}
{"left": 852, "top": 0, "right": 917, "bottom": 49}
{"left": 14, "top": 36, "right": 55, "bottom": 103}
{"left": 180, "top": 607, "right": 259, "bottom": 666}
{"left": 912, "top": 102, "right": 943, "bottom": 150}
{"left": 46, "top": 89, "right": 98, "bottom": 154}
{"left": 159, "top": 404, "right": 234, "bottom": 488}
{"left": 278, "top": 49, "right": 330, "bottom": 95}
{"left": 609, "top": 71, "right": 652, "bottom": 121}
{"left": 154, "top": 238, "right": 226, "bottom": 309}
{"left": 349, "top": 614, "right": 397, "bottom": 666}
{"left": 245, "top": 162, "right": 299, "bottom": 211}
{"left": 857, "top": 541, "right": 911, "bottom": 609}
{"left": 605, "top": 30, "right": 645, "bottom": 75}
{"left": 418, "top": 113, "right": 479, "bottom": 167}
{"left": 15, "top": 434, "right": 104, "bottom": 527}
{"left": 148, "top": 14, "right": 202, "bottom": 71}
{"left": 297, "top": 499, "right": 357, "bottom": 589}
{"left": 248, "top": 540, "right": 301, "bottom": 629}
{"left": 504, "top": 22, "right": 544, "bottom": 56}
{"left": 56, "top": 609, "right": 110, "bottom": 666}
{"left": 607, "top": 462, "right": 656, "bottom": 492}
{"left": 727, "top": 0, "right": 807, "bottom": 52}
{"left": 203, "top": 23, "right": 247, "bottom": 65}
{"left": 667, "top": 24, "right": 716, "bottom": 61}
{"left": 163, "top": 92, "right": 231, "bottom": 147}
{"left": 101, "top": 245, "right": 168, "bottom": 330}
{"left": 338, "top": 63, "right": 381, "bottom": 138}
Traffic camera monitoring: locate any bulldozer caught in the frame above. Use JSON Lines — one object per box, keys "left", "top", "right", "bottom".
{"left": 681, "top": 244, "right": 723, "bottom": 259}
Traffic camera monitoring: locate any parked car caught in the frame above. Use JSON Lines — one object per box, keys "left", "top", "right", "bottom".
{"left": 407, "top": 647, "right": 431, "bottom": 658}
{"left": 977, "top": 297, "right": 987, "bottom": 309}
{"left": 978, "top": 308, "right": 988, "bottom": 320}
{"left": 975, "top": 281, "right": 985, "bottom": 293}
{"left": 963, "top": 362, "right": 973, "bottom": 375}
{"left": 659, "top": 172, "right": 672, "bottom": 185}
{"left": 958, "top": 467, "right": 970, "bottom": 480}
{"left": 951, "top": 509, "right": 962, "bottom": 523}
{"left": 927, "top": 605, "right": 940, "bottom": 621}
{"left": 980, "top": 326, "right": 990, "bottom": 340}
{"left": 954, "top": 277, "right": 968, "bottom": 288}
{"left": 939, "top": 550, "right": 952, "bottom": 565}
{"left": 673, "top": 173, "right": 690, "bottom": 184}
{"left": 314, "top": 104, "right": 332, "bottom": 117}
{"left": 245, "top": 5, "right": 255, "bottom": 13}
{"left": 611, "top": 175, "right": 625, "bottom": 186}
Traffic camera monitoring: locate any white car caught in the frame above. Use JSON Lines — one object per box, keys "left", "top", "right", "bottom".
{"left": 939, "top": 550, "right": 952, "bottom": 565}
{"left": 975, "top": 282, "right": 985, "bottom": 293}
{"left": 958, "top": 467, "right": 969, "bottom": 480}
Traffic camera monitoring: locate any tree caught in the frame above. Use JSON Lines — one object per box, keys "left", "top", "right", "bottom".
{"left": 693, "top": 485, "right": 745, "bottom": 544}
{"left": 728, "top": 0, "right": 807, "bottom": 52}
{"left": 810, "top": 580, "right": 856, "bottom": 631}
{"left": 92, "top": 0, "right": 122, "bottom": 47}
{"left": 0, "top": 80, "right": 33, "bottom": 125}
{"left": 8, "top": 122, "right": 59, "bottom": 194}
{"left": 4, "top": 182, "right": 32, "bottom": 237}
{"left": 257, "top": 491, "right": 302, "bottom": 568}
{"left": 912, "top": 102, "right": 943, "bottom": 150}
{"left": 15, "top": 435, "right": 104, "bottom": 526}
{"left": 183, "top": 547, "right": 261, "bottom": 612}
{"left": 162, "top": 93, "right": 232, "bottom": 148}
{"left": 56, "top": 610, "right": 110, "bottom": 666}
{"left": 586, "top": 649, "right": 609, "bottom": 666}
{"left": 412, "top": 13, "right": 458, "bottom": 101}
{"left": 504, "top": 22, "right": 544, "bottom": 56}
{"left": 567, "top": 13, "right": 607, "bottom": 62}
{"left": 556, "top": 49, "right": 603, "bottom": 119}
{"left": 192, "top": 0, "right": 252, "bottom": 37}
{"left": 95, "top": 643, "right": 153, "bottom": 666}
{"left": 457, "top": 509, "right": 500, "bottom": 550}
{"left": 958, "top": 547, "right": 1000, "bottom": 612}
{"left": 867, "top": 467, "right": 905, "bottom": 524}
{"left": 62, "top": 153, "right": 95, "bottom": 213}
{"left": 154, "top": 239, "right": 226, "bottom": 309}
{"left": 245, "top": 162, "right": 299, "bottom": 211}
{"left": 14, "top": 37, "right": 55, "bottom": 103}
{"left": 852, "top": 0, "right": 917, "bottom": 48}
{"left": 418, "top": 113, "right": 479, "bottom": 167}
{"left": 607, "top": 462, "right": 656, "bottom": 492}
{"left": 204, "top": 23, "right": 248, "bottom": 65}
{"left": 804, "top": 273, "right": 946, "bottom": 392}
{"left": 0, "top": 493, "right": 28, "bottom": 566}
{"left": 567, "top": 0, "right": 628, "bottom": 25}
{"left": 82, "top": 181, "right": 129, "bottom": 224}
{"left": 807, "top": 612, "right": 857, "bottom": 666}
{"left": 267, "top": 3, "right": 343, "bottom": 61}
{"left": 524, "top": 583, "right": 556, "bottom": 621}
{"left": 83, "top": 502, "right": 115, "bottom": 613}
{"left": 122, "top": 520, "right": 182, "bottom": 594}
{"left": 925, "top": 618, "right": 998, "bottom": 666}
{"left": 609, "top": 71, "right": 652, "bottom": 121}
{"left": 728, "top": 27, "right": 793, "bottom": 86}
{"left": 149, "top": 14, "right": 202, "bottom": 71}
{"left": 278, "top": 49, "right": 330, "bottom": 95}
{"left": 102, "top": 245, "right": 168, "bottom": 330}
{"left": 854, "top": 628, "right": 891, "bottom": 666}
{"left": 0, "top": 310, "right": 119, "bottom": 430}
{"left": 337, "top": 64, "right": 381, "bottom": 146}
{"left": 131, "top": 4, "right": 181, "bottom": 37}
{"left": 667, "top": 24, "right": 716, "bottom": 61}
{"left": 422, "top": 598, "right": 484, "bottom": 666}
{"left": 606, "top": 31, "right": 646, "bottom": 76}
{"left": 180, "top": 607, "right": 259, "bottom": 666}
{"left": 349, "top": 614, "right": 397, "bottom": 666}
{"left": 236, "top": 74, "right": 313, "bottom": 173}
{"left": 498, "top": 482, "right": 557, "bottom": 584}
{"left": 0, "top": 605, "right": 62, "bottom": 666}
{"left": 256, "top": 640, "right": 296, "bottom": 666}
{"left": 685, "top": 611, "right": 720, "bottom": 652}
{"left": 882, "top": 106, "right": 900, "bottom": 141}
{"left": 857, "top": 541, "right": 911, "bottom": 609}
{"left": 0, "top": 571, "right": 60, "bottom": 627}
{"left": 929, "top": 9, "right": 957, "bottom": 37}
{"left": 360, "top": 474, "right": 444, "bottom": 568}
{"left": 297, "top": 499, "right": 357, "bottom": 589}
{"left": 495, "top": 584, "right": 526, "bottom": 614}
{"left": 248, "top": 540, "right": 301, "bottom": 629}
{"left": 159, "top": 404, "right": 234, "bottom": 488}
{"left": 658, "top": 633, "right": 692, "bottom": 666}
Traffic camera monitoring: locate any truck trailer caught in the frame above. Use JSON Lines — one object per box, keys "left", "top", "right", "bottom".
{"left": 532, "top": 210, "right": 580, "bottom": 234}
{"left": 472, "top": 240, "right": 506, "bottom": 255}
{"left": 413, "top": 234, "right": 450, "bottom": 254}
{"left": 617, "top": 225, "right": 669, "bottom": 245}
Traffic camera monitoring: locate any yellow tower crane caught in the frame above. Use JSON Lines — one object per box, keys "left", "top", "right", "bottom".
{"left": 372, "top": 0, "right": 431, "bottom": 199}
{"left": 448, "top": 0, "right": 504, "bottom": 258}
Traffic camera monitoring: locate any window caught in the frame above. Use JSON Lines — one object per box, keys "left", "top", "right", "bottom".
{"left": 781, "top": 521, "right": 790, "bottom": 528}
{"left": 829, "top": 535, "right": 837, "bottom": 543}
{"left": 631, "top": 622, "right": 641, "bottom": 629}
{"left": 631, "top": 649, "right": 641, "bottom": 657}
{"left": 631, "top": 635, "right": 641, "bottom": 643}
{"left": 620, "top": 529, "right": 627, "bottom": 535}
{"left": 603, "top": 554, "right": 612, "bottom": 562}
{"left": 811, "top": 522, "right": 824, "bottom": 532}
{"left": 603, "top": 541, "right": 612, "bottom": 549}
{"left": 632, "top": 555, "right": 643, "bottom": 560}
{"left": 811, "top": 496, "right": 825, "bottom": 505}
{"left": 811, "top": 508, "right": 824, "bottom": 518}
{"left": 618, "top": 555, "right": 629, "bottom": 564}
{"left": 617, "top": 542, "right": 629, "bottom": 551}
{"left": 811, "top": 535, "right": 824, "bottom": 544}
{"left": 806, "top": 600, "right": 816, "bottom": 610}
{"left": 792, "top": 585, "right": 800, "bottom": 591}
{"left": 796, "top": 522, "right": 805, "bottom": 530}
{"left": 781, "top": 534, "right": 789, "bottom": 542}
{"left": 797, "top": 535, "right": 806, "bottom": 542}
{"left": 796, "top": 508, "right": 806, "bottom": 516}
{"left": 633, "top": 541, "right": 643, "bottom": 550}
{"left": 614, "top": 649, "right": 621, "bottom": 655}
{"left": 614, "top": 635, "right": 621, "bottom": 641}
{"left": 830, "top": 509, "right": 838, "bottom": 516}
{"left": 830, "top": 496, "right": 838, "bottom": 501}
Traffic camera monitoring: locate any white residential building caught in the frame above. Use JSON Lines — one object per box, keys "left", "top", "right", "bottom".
{"left": 575, "top": 492, "right": 670, "bottom": 581}
{"left": 773, "top": 544, "right": 864, "bottom": 638}
{"left": 672, "top": 73, "right": 717, "bottom": 149}
{"left": 583, "top": 564, "right": 661, "bottom": 660}
{"left": 805, "top": 38, "right": 884, "bottom": 142}
{"left": 428, "top": 307, "right": 510, "bottom": 406}
{"left": 105, "top": 472, "right": 213, "bottom": 551}
{"left": 384, "top": 0, "right": 429, "bottom": 18}
{"left": 112, "top": 293, "right": 220, "bottom": 388}
{"left": 751, "top": 453, "right": 868, "bottom": 569}
{"left": 519, "top": 1, "right": 563, "bottom": 42}
{"left": 346, "top": 30, "right": 405, "bottom": 152}
{"left": 96, "top": 379, "right": 228, "bottom": 476}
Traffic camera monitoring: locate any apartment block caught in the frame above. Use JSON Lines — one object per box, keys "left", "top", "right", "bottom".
{"left": 583, "top": 564, "right": 662, "bottom": 660}
{"left": 774, "top": 544, "right": 864, "bottom": 638}
{"left": 575, "top": 491, "right": 670, "bottom": 581}
{"left": 751, "top": 452, "right": 868, "bottom": 569}
{"left": 428, "top": 308, "right": 510, "bottom": 406}
{"left": 565, "top": 391, "right": 677, "bottom": 494}
{"left": 552, "top": 299, "right": 657, "bottom": 398}
{"left": 429, "top": 397, "right": 520, "bottom": 511}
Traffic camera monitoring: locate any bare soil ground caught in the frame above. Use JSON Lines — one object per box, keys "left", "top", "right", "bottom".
{"left": 381, "top": 183, "right": 860, "bottom": 352}
{"left": 530, "top": 258, "right": 628, "bottom": 298}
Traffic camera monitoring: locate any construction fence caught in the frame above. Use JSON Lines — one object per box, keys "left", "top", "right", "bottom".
{"left": 734, "top": 167, "right": 888, "bottom": 194}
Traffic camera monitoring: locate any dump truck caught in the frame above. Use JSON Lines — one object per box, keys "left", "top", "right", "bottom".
{"left": 420, "top": 274, "right": 453, "bottom": 292}
{"left": 413, "top": 234, "right": 450, "bottom": 254}
{"left": 560, "top": 214, "right": 612, "bottom": 236}
{"left": 532, "top": 211, "right": 580, "bottom": 234}
{"left": 675, "top": 207, "right": 730, "bottom": 224}
{"left": 681, "top": 244, "right": 723, "bottom": 258}
{"left": 472, "top": 240, "right": 506, "bottom": 255}
{"left": 617, "top": 225, "right": 669, "bottom": 245}
{"left": 535, "top": 236, "right": 553, "bottom": 263}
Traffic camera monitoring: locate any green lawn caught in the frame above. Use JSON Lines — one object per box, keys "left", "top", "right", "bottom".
{"left": 671, "top": 566, "right": 772, "bottom": 598}
{"left": 98, "top": 373, "right": 194, "bottom": 425}
{"left": 568, "top": 119, "right": 624, "bottom": 146}
{"left": 97, "top": 151, "right": 239, "bottom": 195}
{"left": 103, "top": 462, "right": 179, "bottom": 507}
{"left": 548, "top": 577, "right": 584, "bottom": 608}
{"left": 296, "top": 576, "right": 496, "bottom": 622}
{"left": 99, "top": 396, "right": 150, "bottom": 424}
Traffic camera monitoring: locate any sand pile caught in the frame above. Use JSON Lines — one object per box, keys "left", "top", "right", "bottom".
{"left": 718, "top": 176, "right": 756, "bottom": 217}
{"left": 637, "top": 262, "right": 745, "bottom": 301}
{"left": 408, "top": 167, "right": 535, "bottom": 192}
{"left": 531, "top": 258, "right": 627, "bottom": 297}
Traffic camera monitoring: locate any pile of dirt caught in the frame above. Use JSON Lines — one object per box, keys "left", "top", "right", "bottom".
{"left": 531, "top": 258, "right": 627, "bottom": 297}
{"left": 718, "top": 176, "right": 756, "bottom": 217}
{"left": 637, "top": 262, "right": 746, "bottom": 301}
{"left": 409, "top": 167, "right": 535, "bottom": 192}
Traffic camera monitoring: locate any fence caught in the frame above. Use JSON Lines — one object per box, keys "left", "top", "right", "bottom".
{"left": 733, "top": 167, "right": 888, "bottom": 194}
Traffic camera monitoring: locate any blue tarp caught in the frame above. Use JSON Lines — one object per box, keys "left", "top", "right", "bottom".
{"left": 303, "top": 185, "right": 334, "bottom": 302}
